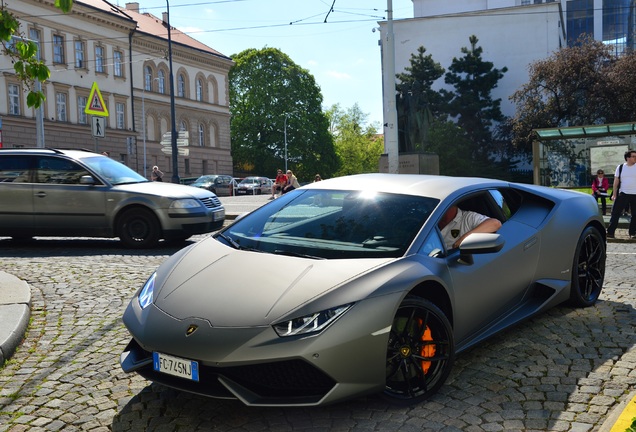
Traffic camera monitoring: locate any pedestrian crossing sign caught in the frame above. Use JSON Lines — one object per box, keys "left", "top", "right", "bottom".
{"left": 85, "top": 82, "right": 109, "bottom": 117}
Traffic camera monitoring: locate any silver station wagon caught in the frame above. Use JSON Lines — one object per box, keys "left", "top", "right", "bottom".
{"left": 0, "top": 148, "right": 225, "bottom": 248}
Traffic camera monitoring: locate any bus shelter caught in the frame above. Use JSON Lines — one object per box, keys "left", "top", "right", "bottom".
{"left": 532, "top": 122, "right": 636, "bottom": 187}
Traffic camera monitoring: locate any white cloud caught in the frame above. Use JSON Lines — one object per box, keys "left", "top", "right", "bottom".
{"left": 326, "top": 70, "right": 352, "bottom": 80}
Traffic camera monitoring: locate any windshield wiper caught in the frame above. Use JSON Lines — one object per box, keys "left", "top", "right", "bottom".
{"left": 215, "top": 233, "right": 263, "bottom": 252}
{"left": 215, "top": 232, "right": 240, "bottom": 249}
{"left": 273, "top": 250, "right": 324, "bottom": 260}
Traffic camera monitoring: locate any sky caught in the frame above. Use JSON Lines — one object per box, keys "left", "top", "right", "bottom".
{"left": 135, "top": 0, "right": 414, "bottom": 127}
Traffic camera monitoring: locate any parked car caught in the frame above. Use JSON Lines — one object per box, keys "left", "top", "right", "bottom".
{"left": 0, "top": 148, "right": 225, "bottom": 248}
{"left": 121, "top": 173, "right": 606, "bottom": 406}
{"left": 236, "top": 176, "right": 272, "bottom": 195}
{"left": 190, "top": 175, "right": 235, "bottom": 196}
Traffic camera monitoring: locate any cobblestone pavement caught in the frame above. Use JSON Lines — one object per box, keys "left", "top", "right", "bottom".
{"left": 0, "top": 237, "right": 634, "bottom": 432}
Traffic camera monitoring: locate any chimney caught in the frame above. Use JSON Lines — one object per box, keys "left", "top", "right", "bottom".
{"left": 125, "top": 2, "right": 140, "bottom": 13}
{"left": 162, "top": 12, "right": 168, "bottom": 24}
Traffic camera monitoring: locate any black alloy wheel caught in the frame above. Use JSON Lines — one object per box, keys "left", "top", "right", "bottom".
{"left": 117, "top": 208, "right": 161, "bottom": 248}
{"left": 384, "top": 296, "right": 454, "bottom": 405}
{"left": 570, "top": 226, "right": 605, "bottom": 307}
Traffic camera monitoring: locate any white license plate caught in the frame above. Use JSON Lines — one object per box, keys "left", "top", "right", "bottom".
{"left": 153, "top": 352, "right": 199, "bottom": 381}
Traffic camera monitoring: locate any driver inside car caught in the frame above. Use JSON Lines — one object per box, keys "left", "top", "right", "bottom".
{"left": 438, "top": 205, "right": 502, "bottom": 250}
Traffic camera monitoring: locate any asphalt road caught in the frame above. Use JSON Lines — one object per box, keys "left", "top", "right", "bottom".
{"left": 0, "top": 196, "right": 634, "bottom": 432}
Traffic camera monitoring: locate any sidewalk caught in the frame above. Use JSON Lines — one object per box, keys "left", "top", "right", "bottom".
{"left": 0, "top": 272, "right": 31, "bottom": 365}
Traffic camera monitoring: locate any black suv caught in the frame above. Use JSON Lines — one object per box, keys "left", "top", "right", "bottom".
{"left": 0, "top": 148, "right": 225, "bottom": 247}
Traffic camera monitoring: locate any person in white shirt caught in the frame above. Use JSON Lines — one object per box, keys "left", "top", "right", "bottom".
{"left": 438, "top": 206, "right": 502, "bottom": 250}
{"left": 607, "top": 149, "right": 636, "bottom": 239}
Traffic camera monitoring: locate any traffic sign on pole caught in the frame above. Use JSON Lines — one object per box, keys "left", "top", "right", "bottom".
{"left": 85, "top": 82, "right": 109, "bottom": 117}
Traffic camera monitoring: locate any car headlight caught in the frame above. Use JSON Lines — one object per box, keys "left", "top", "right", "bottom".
{"left": 138, "top": 273, "right": 156, "bottom": 309}
{"left": 273, "top": 304, "right": 353, "bottom": 337}
{"left": 170, "top": 199, "right": 202, "bottom": 209}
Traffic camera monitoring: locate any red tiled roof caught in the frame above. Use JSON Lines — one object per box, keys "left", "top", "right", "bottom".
{"left": 77, "top": 0, "right": 230, "bottom": 59}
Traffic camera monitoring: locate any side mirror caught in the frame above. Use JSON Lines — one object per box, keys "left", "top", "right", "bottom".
{"left": 457, "top": 233, "right": 504, "bottom": 265}
{"left": 79, "top": 175, "right": 96, "bottom": 185}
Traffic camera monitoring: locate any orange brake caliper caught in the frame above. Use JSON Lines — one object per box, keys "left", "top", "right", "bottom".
{"left": 419, "top": 321, "right": 436, "bottom": 374}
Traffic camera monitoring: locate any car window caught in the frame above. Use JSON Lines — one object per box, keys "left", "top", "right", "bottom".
{"left": 0, "top": 156, "right": 31, "bottom": 183}
{"left": 221, "top": 190, "right": 438, "bottom": 259}
{"left": 420, "top": 230, "right": 445, "bottom": 258}
{"left": 36, "top": 156, "right": 90, "bottom": 184}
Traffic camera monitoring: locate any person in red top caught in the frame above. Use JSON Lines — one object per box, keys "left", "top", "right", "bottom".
{"left": 269, "top": 169, "right": 288, "bottom": 199}
{"left": 591, "top": 169, "right": 610, "bottom": 215}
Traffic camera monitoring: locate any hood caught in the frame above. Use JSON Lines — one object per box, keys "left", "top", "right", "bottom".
{"left": 113, "top": 182, "right": 215, "bottom": 200}
{"left": 153, "top": 237, "right": 391, "bottom": 327}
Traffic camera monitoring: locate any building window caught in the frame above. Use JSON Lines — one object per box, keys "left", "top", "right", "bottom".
{"left": 144, "top": 66, "right": 153, "bottom": 91}
{"left": 603, "top": 0, "right": 632, "bottom": 55}
{"left": 114, "top": 50, "right": 124, "bottom": 77}
{"left": 29, "top": 28, "right": 42, "bottom": 61}
{"left": 184, "top": 159, "right": 190, "bottom": 174}
{"left": 78, "top": 96, "right": 88, "bottom": 124}
{"left": 567, "top": 0, "right": 594, "bottom": 46}
{"left": 74, "top": 40, "right": 85, "bottom": 69}
{"left": 56, "top": 92, "right": 67, "bottom": 122}
{"left": 158, "top": 70, "right": 166, "bottom": 93}
{"left": 95, "top": 46, "right": 105, "bottom": 73}
{"left": 178, "top": 74, "right": 185, "bottom": 97}
{"left": 8, "top": 83, "right": 21, "bottom": 116}
{"left": 116, "top": 102, "right": 125, "bottom": 129}
{"left": 53, "top": 34, "right": 65, "bottom": 64}
{"left": 196, "top": 79, "right": 203, "bottom": 101}
{"left": 198, "top": 124, "right": 205, "bottom": 146}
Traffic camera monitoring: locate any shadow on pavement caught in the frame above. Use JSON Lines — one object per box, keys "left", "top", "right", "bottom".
{"left": 111, "top": 298, "right": 635, "bottom": 431}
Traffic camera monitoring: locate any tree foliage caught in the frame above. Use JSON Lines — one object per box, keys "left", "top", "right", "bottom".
{"left": 395, "top": 46, "right": 445, "bottom": 152}
{"left": 394, "top": 36, "right": 511, "bottom": 177}
{"left": 327, "top": 104, "right": 383, "bottom": 177}
{"left": 510, "top": 36, "right": 620, "bottom": 154}
{"left": 1, "top": 1, "right": 72, "bottom": 108}
{"left": 229, "top": 47, "right": 338, "bottom": 181}
{"left": 441, "top": 35, "right": 508, "bottom": 155}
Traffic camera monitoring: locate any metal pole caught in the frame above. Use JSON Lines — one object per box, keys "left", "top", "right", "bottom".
{"left": 166, "top": 0, "right": 180, "bottom": 183}
{"left": 383, "top": 0, "right": 399, "bottom": 173}
{"left": 142, "top": 88, "right": 147, "bottom": 179}
{"left": 284, "top": 115, "right": 288, "bottom": 172}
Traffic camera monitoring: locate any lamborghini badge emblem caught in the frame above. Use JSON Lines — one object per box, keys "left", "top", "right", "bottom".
{"left": 186, "top": 325, "right": 198, "bottom": 336}
{"left": 451, "top": 229, "right": 460, "bottom": 238}
{"left": 400, "top": 346, "right": 411, "bottom": 357}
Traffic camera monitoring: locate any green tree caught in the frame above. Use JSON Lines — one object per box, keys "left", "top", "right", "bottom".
{"left": 0, "top": 0, "right": 73, "bottom": 108}
{"left": 510, "top": 36, "right": 614, "bottom": 154}
{"left": 441, "top": 35, "right": 508, "bottom": 157}
{"left": 395, "top": 46, "right": 445, "bottom": 152}
{"left": 327, "top": 104, "right": 383, "bottom": 177}
{"left": 229, "top": 47, "right": 338, "bottom": 181}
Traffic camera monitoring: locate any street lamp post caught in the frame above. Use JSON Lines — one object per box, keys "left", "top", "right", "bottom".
{"left": 166, "top": 0, "right": 179, "bottom": 183}
{"left": 284, "top": 114, "right": 289, "bottom": 172}
{"left": 283, "top": 111, "right": 296, "bottom": 173}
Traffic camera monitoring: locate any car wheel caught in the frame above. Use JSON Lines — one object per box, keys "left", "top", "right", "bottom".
{"left": 569, "top": 226, "right": 605, "bottom": 307}
{"left": 384, "top": 296, "right": 455, "bottom": 405}
{"left": 256, "top": 189, "right": 262, "bottom": 195}
{"left": 117, "top": 208, "right": 161, "bottom": 248}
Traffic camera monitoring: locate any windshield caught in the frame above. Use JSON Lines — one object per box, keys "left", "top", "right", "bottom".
{"left": 82, "top": 156, "right": 148, "bottom": 185}
{"left": 217, "top": 189, "right": 438, "bottom": 259}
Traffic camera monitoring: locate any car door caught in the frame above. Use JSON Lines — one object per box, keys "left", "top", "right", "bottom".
{"left": 427, "top": 189, "right": 541, "bottom": 346}
{"left": 32, "top": 156, "right": 108, "bottom": 236}
{"left": 0, "top": 155, "right": 34, "bottom": 236}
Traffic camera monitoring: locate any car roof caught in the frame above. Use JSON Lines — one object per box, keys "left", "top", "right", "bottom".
{"left": 0, "top": 147, "right": 101, "bottom": 159}
{"left": 302, "top": 173, "right": 508, "bottom": 200}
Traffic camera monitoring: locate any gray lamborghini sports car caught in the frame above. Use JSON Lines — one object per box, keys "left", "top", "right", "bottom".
{"left": 121, "top": 174, "right": 606, "bottom": 406}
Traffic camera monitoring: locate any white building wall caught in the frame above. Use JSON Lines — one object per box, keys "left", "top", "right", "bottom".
{"left": 381, "top": 3, "right": 563, "bottom": 121}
